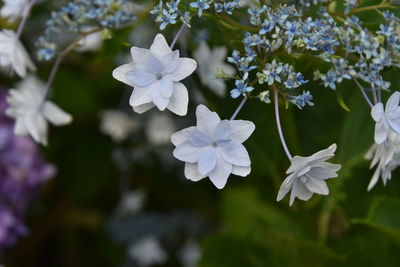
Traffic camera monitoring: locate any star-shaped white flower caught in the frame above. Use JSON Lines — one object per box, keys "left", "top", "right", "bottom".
{"left": 365, "top": 130, "right": 400, "bottom": 190}
{"left": 193, "top": 41, "right": 235, "bottom": 96}
{"left": 5, "top": 76, "right": 72, "bottom": 145}
{"left": 112, "top": 34, "right": 197, "bottom": 116}
{"left": 0, "top": 30, "right": 36, "bottom": 77}
{"left": 277, "top": 144, "right": 341, "bottom": 206}
{"left": 0, "top": 0, "right": 28, "bottom": 22}
{"left": 371, "top": 91, "right": 400, "bottom": 144}
{"left": 171, "top": 105, "right": 255, "bottom": 189}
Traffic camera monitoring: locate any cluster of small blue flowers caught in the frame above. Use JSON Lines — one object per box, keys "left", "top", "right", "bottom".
{"left": 36, "top": 0, "right": 136, "bottom": 61}
{"left": 151, "top": 0, "right": 240, "bottom": 30}
{"left": 0, "top": 91, "right": 55, "bottom": 251}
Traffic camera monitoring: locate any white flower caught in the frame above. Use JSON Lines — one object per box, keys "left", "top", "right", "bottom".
{"left": 371, "top": 91, "right": 400, "bottom": 144}
{"left": 179, "top": 241, "right": 201, "bottom": 267}
{"left": 128, "top": 237, "right": 168, "bottom": 267}
{"left": 193, "top": 41, "right": 235, "bottom": 96}
{"left": 100, "top": 110, "right": 139, "bottom": 142}
{"left": 146, "top": 113, "right": 176, "bottom": 146}
{"left": 171, "top": 105, "right": 255, "bottom": 189}
{"left": 0, "top": 0, "right": 28, "bottom": 22}
{"left": 0, "top": 30, "right": 36, "bottom": 77}
{"left": 112, "top": 34, "right": 197, "bottom": 116}
{"left": 365, "top": 130, "right": 400, "bottom": 190}
{"left": 5, "top": 76, "right": 72, "bottom": 145}
{"left": 114, "top": 190, "right": 146, "bottom": 216}
{"left": 277, "top": 144, "right": 341, "bottom": 206}
{"left": 75, "top": 29, "right": 103, "bottom": 52}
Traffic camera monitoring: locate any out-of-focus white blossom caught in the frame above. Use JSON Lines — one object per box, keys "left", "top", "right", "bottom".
{"left": 0, "top": 30, "right": 36, "bottom": 77}
{"left": 277, "top": 144, "right": 341, "bottom": 206}
{"left": 0, "top": 0, "right": 28, "bottom": 22}
{"left": 146, "top": 113, "right": 176, "bottom": 146}
{"left": 100, "top": 110, "right": 139, "bottom": 142}
{"left": 5, "top": 76, "right": 72, "bottom": 145}
{"left": 172, "top": 105, "right": 255, "bottom": 189}
{"left": 365, "top": 130, "right": 400, "bottom": 190}
{"left": 179, "top": 241, "right": 201, "bottom": 267}
{"left": 193, "top": 41, "right": 235, "bottom": 96}
{"left": 113, "top": 34, "right": 197, "bottom": 116}
{"left": 128, "top": 237, "right": 167, "bottom": 267}
{"left": 75, "top": 28, "right": 103, "bottom": 52}
{"left": 114, "top": 190, "right": 146, "bottom": 217}
{"left": 371, "top": 91, "right": 400, "bottom": 144}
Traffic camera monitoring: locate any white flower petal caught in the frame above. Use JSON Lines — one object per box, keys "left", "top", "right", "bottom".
{"left": 309, "top": 164, "right": 341, "bottom": 179}
{"left": 231, "top": 166, "right": 251, "bottom": 177}
{"left": 129, "top": 85, "right": 153, "bottom": 107}
{"left": 368, "top": 166, "right": 381, "bottom": 191}
{"left": 160, "top": 51, "right": 180, "bottom": 74}
{"left": 130, "top": 47, "right": 151, "bottom": 66}
{"left": 290, "top": 180, "right": 313, "bottom": 206}
{"left": 208, "top": 151, "right": 232, "bottom": 189}
{"left": 165, "top": 58, "right": 197, "bottom": 81}
{"left": 371, "top": 102, "right": 384, "bottom": 122}
{"left": 198, "top": 147, "right": 217, "bottom": 175}
{"left": 214, "top": 120, "right": 232, "bottom": 141}
{"left": 186, "top": 129, "right": 212, "bottom": 147}
{"left": 24, "top": 113, "right": 48, "bottom": 145}
{"left": 151, "top": 80, "right": 170, "bottom": 111}
{"left": 385, "top": 91, "right": 400, "bottom": 112}
{"left": 159, "top": 77, "right": 174, "bottom": 98}
{"left": 276, "top": 173, "right": 295, "bottom": 202}
{"left": 167, "top": 82, "right": 189, "bottom": 116}
{"left": 42, "top": 102, "right": 72, "bottom": 126}
{"left": 132, "top": 102, "right": 155, "bottom": 114}
{"left": 112, "top": 63, "right": 134, "bottom": 86}
{"left": 150, "top": 34, "right": 172, "bottom": 59}
{"left": 184, "top": 163, "right": 207, "bottom": 182}
{"left": 218, "top": 141, "right": 251, "bottom": 167}
{"left": 173, "top": 142, "right": 204, "bottom": 163}
{"left": 228, "top": 120, "right": 256, "bottom": 143}
{"left": 126, "top": 69, "right": 157, "bottom": 87}
{"left": 375, "top": 120, "right": 389, "bottom": 144}
{"left": 14, "top": 118, "right": 28, "bottom": 136}
{"left": 196, "top": 105, "right": 221, "bottom": 137}
{"left": 171, "top": 126, "right": 197, "bottom": 146}
{"left": 305, "top": 178, "right": 329, "bottom": 195}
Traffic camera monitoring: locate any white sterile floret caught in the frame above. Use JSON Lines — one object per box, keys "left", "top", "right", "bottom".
{"left": 5, "top": 76, "right": 72, "bottom": 145}
{"left": 112, "top": 34, "right": 197, "bottom": 116}
{"left": 128, "top": 237, "right": 167, "bottom": 267}
{"left": 100, "top": 110, "right": 139, "bottom": 142}
{"left": 171, "top": 105, "right": 255, "bottom": 189}
{"left": 0, "top": 0, "right": 28, "bottom": 22}
{"left": 0, "top": 30, "right": 36, "bottom": 77}
{"left": 371, "top": 91, "right": 400, "bottom": 144}
{"left": 277, "top": 144, "right": 341, "bottom": 206}
{"left": 365, "top": 130, "right": 400, "bottom": 190}
{"left": 193, "top": 41, "right": 235, "bottom": 96}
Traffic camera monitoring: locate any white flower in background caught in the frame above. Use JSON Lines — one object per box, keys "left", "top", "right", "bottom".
{"left": 146, "top": 113, "right": 176, "bottom": 146}
{"left": 193, "top": 41, "right": 235, "bottom": 96}
{"left": 112, "top": 34, "right": 197, "bottom": 116}
{"left": 75, "top": 28, "right": 103, "bottom": 52}
{"left": 128, "top": 237, "right": 168, "bottom": 267}
{"left": 5, "top": 76, "right": 72, "bottom": 145}
{"left": 365, "top": 130, "right": 400, "bottom": 190}
{"left": 179, "top": 241, "right": 201, "bottom": 267}
{"left": 371, "top": 91, "right": 400, "bottom": 144}
{"left": 100, "top": 110, "right": 139, "bottom": 142}
{"left": 0, "top": 30, "right": 36, "bottom": 77}
{"left": 0, "top": 0, "right": 28, "bottom": 22}
{"left": 114, "top": 190, "right": 146, "bottom": 216}
{"left": 277, "top": 144, "right": 341, "bottom": 206}
{"left": 171, "top": 105, "right": 255, "bottom": 189}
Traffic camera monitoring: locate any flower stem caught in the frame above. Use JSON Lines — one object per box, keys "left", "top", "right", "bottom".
{"left": 170, "top": 24, "right": 186, "bottom": 50}
{"left": 230, "top": 96, "right": 248, "bottom": 120}
{"left": 15, "top": 0, "right": 37, "bottom": 40}
{"left": 349, "top": 1, "right": 396, "bottom": 14}
{"left": 353, "top": 78, "right": 373, "bottom": 108}
{"left": 274, "top": 89, "right": 293, "bottom": 161}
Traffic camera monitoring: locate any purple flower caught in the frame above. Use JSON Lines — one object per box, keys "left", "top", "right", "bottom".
{"left": 0, "top": 89, "right": 55, "bottom": 251}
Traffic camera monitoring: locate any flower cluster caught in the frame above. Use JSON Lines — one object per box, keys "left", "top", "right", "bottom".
{"left": 36, "top": 0, "right": 136, "bottom": 61}
{"left": 0, "top": 91, "right": 55, "bottom": 251}
{"left": 150, "top": 0, "right": 240, "bottom": 30}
